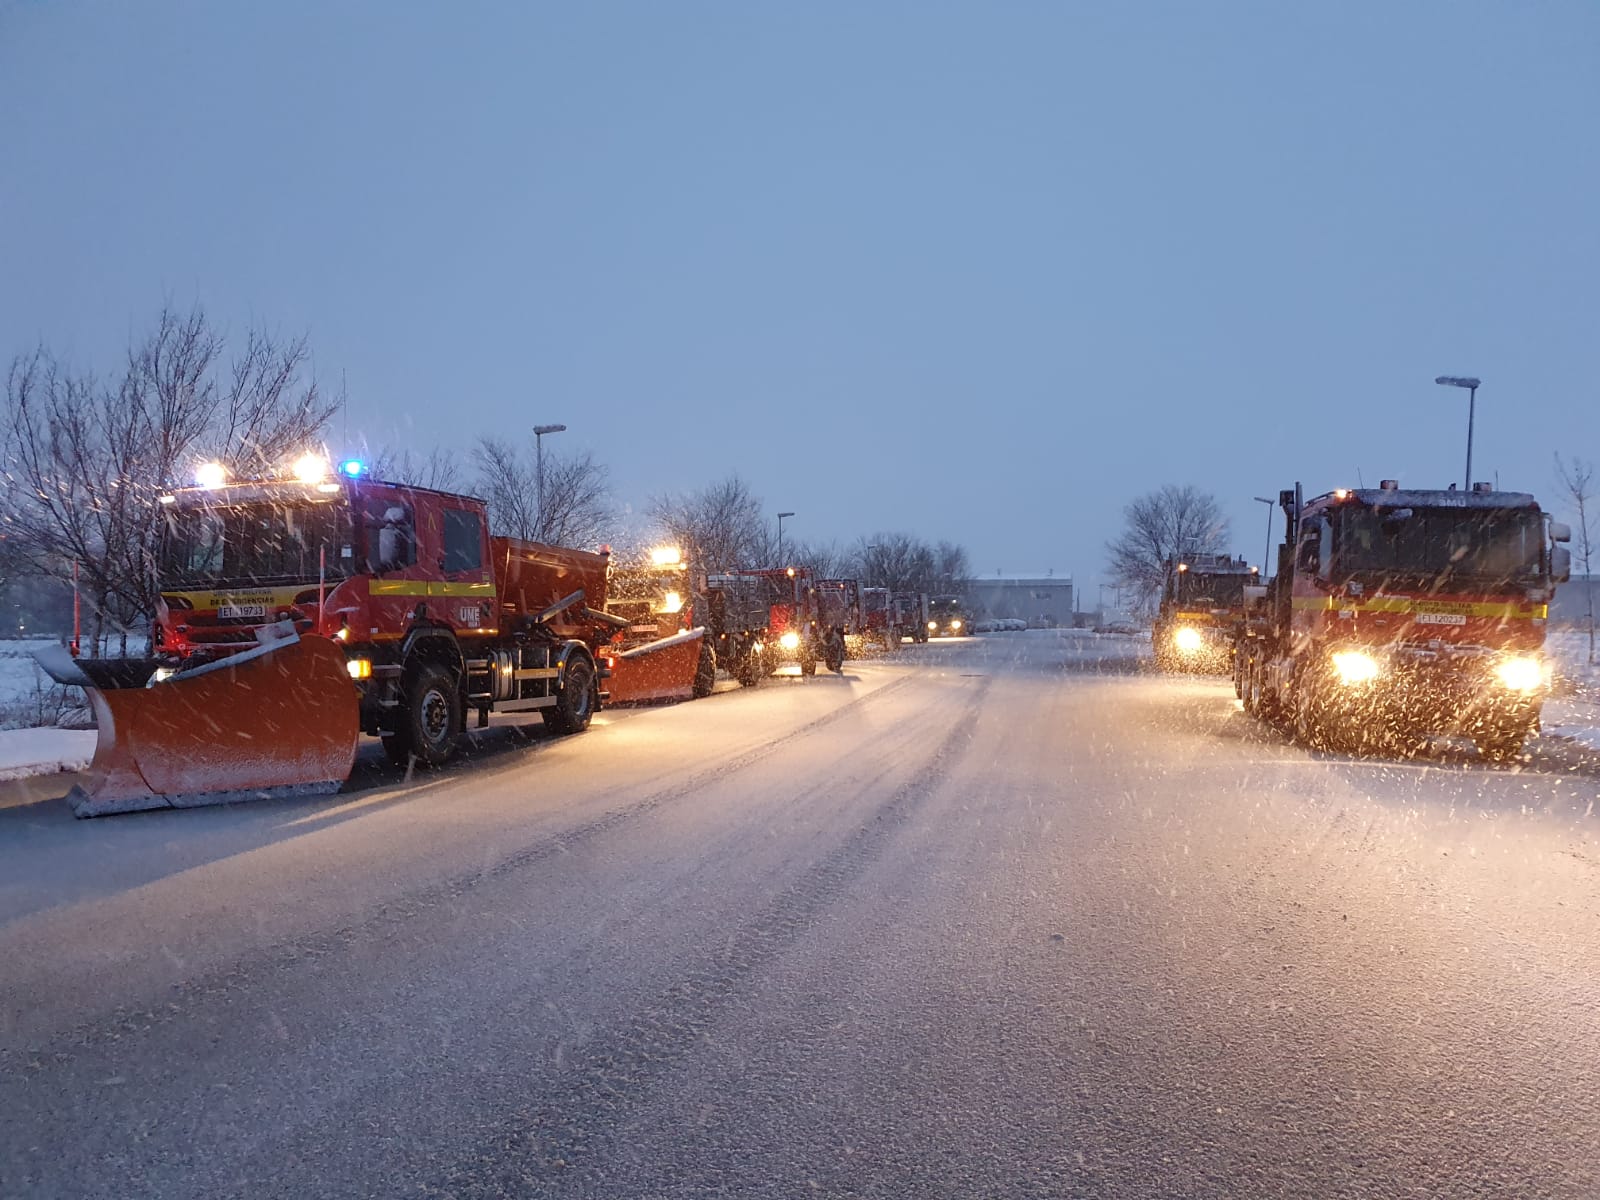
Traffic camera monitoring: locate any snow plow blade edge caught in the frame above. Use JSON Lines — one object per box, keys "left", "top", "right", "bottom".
{"left": 36, "top": 634, "right": 360, "bottom": 818}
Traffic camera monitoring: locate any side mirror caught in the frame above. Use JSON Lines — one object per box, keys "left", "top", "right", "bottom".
{"left": 1550, "top": 521, "right": 1572, "bottom": 544}
{"left": 1552, "top": 545, "right": 1572, "bottom": 584}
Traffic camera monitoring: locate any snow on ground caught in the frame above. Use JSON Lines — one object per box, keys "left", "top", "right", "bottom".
{"left": 0, "top": 727, "right": 95, "bottom": 781}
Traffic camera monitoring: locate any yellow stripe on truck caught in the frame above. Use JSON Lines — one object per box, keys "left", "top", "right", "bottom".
{"left": 1290, "top": 596, "right": 1547, "bottom": 619}
{"left": 368, "top": 581, "right": 497, "bottom": 598}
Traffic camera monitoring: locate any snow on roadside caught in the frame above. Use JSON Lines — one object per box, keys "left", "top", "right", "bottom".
{"left": 0, "top": 728, "right": 96, "bottom": 782}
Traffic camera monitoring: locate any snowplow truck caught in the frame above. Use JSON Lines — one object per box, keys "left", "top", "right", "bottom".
{"left": 1236, "top": 480, "right": 1571, "bottom": 759}
{"left": 927, "top": 595, "right": 968, "bottom": 637}
{"left": 42, "top": 463, "right": 614, "bottom": 816}
{"left": 704, "top": 567, "right": 843, "bottom": 685}
{"left": 600, "top": 545, "right": 717, "bottom": 703}
{"left": 858, "top": 586, "right": 898, "bottom": 650}
{"left": 1152, "top": 554, "right": 1258, "bottom": 673}
{"left": 891, "top": 591, "right": 930, "bottom": 644}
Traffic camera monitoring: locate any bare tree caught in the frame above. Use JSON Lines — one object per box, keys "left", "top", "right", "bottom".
{"left": 2, "top": 304, "right": 339, "bottom": 652}
{"left": 1555, "top": 453, "right": 1596, "bottom": 665}
{"left": 471, "top": 436, "right": 613, "bottom": 547}
{"left": 373, "top": 446, "right": 464, "bottom": 493}
{"left": 649, "top": 475, "right": 770, "bottom": 573}
{"left": 788, "top": 538, "right": 847, "bottom": 582}
{"left": 1105, "top": 484, "right": 1230, "bottom": 605}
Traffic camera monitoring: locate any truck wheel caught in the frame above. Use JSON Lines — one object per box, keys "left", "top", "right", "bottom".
{"left": 544, "top": 655, "right": 596, "bottom": 735}
{"left": 692, "top": 638, "right": 717, "bottom": 698}
{"left": 800, "top": 655, "right": 818, "bottom": 677}
{"left": 737, "top": 651, "right": 761, "bottom": 688}
{"left": 389, "top": 662, "right": 462, "bottom": 767}
{"left": 825, "top": 633, "right": 846, "bottom": 674}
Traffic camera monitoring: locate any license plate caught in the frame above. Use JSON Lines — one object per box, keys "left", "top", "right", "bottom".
{"left": 218, "top": 604, "right": 267, "bottom": 619}
{"left": 1415, "top": 612, "right": 1467, "bottom": 626}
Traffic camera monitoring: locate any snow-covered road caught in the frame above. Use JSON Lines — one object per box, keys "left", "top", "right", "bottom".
{"left": 3, "top": 632, "right": 1599, "bottom": 1198}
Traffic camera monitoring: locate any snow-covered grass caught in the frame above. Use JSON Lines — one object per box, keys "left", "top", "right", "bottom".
{"left": 0, "top": 727, "right": 95, "bottom": 781}
{"left": 0, "top": 639, "right": 88, "bottom": 731}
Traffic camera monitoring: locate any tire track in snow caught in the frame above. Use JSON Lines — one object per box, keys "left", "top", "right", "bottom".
{"left": 2, "top": 674, "right": 922, "bottom": 1070}
{"left": 429, "top": 676, "right": 991, "bottom": 1197}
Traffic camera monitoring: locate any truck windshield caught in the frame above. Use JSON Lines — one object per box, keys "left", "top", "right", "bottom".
{"left": 161, "top": 501, "right": 352, "bottom": 586}
{"left": 1335, "top": 505, "right": 1544, "bottom": 589}
{"left": 930, "top": 598, "right": 962, "bottom": 617}
{"left": 1177, "top": 573, "right": 1249, "bottom": 607}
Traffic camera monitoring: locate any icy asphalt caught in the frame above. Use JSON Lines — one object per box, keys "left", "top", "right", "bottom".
{"left": 3, "top": 632, "right": 1600, "bottom": 1199}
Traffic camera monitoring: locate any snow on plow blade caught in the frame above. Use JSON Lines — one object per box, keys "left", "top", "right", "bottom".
{"left": 35, "top": 633, "right": 359, "bottom": 818}
{"left": 605, "top": 628, "right": 707, "bottom": 704}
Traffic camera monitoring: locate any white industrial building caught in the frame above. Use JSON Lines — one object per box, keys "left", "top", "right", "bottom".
{"left": 968, "top": 573, "right": 1075, "bottom": 626}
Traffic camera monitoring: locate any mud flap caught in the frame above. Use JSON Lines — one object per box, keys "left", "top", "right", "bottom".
{"left": 604, "top": 628, "right": 707, "bottom": 704}
{"left": 35, "top": 633, "right": 359, "bottom": 817}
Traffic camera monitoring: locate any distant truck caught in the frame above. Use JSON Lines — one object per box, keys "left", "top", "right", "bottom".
{"left": 860, "top": 586, "right": 897, "bottom": 649}
{"left": 891, "top": 591, "right": 929, "bottom": 644}
{"left": 927, "top": 595, "right": 968, "bottom": 638}
{"left": 705, "top": 567, "right": 845, "bottom": 685}
{"left": 1152, "top": 553, "right": 1258, "bottom": 673}
{"left": 1237, "top": 480, "right": 1571, "bottom": 759}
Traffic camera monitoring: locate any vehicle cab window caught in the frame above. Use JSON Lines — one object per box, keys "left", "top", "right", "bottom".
{"left": 441, "top": 509, "right": 484, "bottom": 574}
{"left": 366, "top": 499, "right": 417, "bottom": 572}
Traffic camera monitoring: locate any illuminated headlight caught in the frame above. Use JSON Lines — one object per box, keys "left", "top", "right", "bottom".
{"left": 1331, "top": 649, "right": 1381, "bottom": 685}
{"left": 1494, "top": 655, "right": 1544, "bottom": 692}
{"left": 347, "top": 658, "right": 373, "bottom": 680}
{"left": 662, "top": 590, "right": 684, "bottom": 614}
{"left": 1173, "top": 626, "right": 1205, "bottom": 653}
{"left": 149, "top": 666, "right": 177, "bottom": 686}
{"left": 928, "top": 621, "right": 938, "bottom": 630}
{"left": 951, "top": 619, "right": 963, "bottom": 631}
{"left": 779, "top": 631, "right": 801, "bottom": 651}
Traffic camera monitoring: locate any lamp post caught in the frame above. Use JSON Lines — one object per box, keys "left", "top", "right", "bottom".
{"left": 776, "top": 512, "right": 795, "bottom": 565}
{"left": 1434, "top": 376, "right": 1480, "bottom": 490}
{"left": 533, "top": 423, "right": 567, "bottom": 536}
{"left": 1252, "top": 496, "right": 1275, "bottom": 580}
{"left": 866, "top": 543, "right": 881, "bottom": 588}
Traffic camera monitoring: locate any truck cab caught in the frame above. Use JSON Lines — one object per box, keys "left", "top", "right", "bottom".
{"left": 1152, "top": 554, "right": 1257, "bottom": 673}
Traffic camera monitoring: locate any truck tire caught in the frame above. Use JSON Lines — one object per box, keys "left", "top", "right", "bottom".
{"left": 736, "top": 650, "right": 761, "bottom": 688}
{"left": 692, "top": 638, "right": 717, "bottom": 698}
{"left": 800, "top": 654, "right": 818, "bottom": 677}
{"left": 387, "top": 662, "right": 462, "bottom": 767}
{"left": 825, "top": 632, "right": 846, "bottom": 674}
{"left": 544, "top": 655, "right": 596, "bottom": 735}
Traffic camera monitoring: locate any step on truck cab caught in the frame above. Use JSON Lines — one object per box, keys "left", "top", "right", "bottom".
{"left": 1238, "top": 480, "right": 1571, "bottom": 759}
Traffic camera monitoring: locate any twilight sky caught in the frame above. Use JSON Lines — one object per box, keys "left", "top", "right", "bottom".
{"left": 3, "top": 2, "right": 1597, "bottom": 597}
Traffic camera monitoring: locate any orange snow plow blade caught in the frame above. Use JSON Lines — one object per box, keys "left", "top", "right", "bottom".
{"left": 604, "top": 628, "right": 708, "bottom": 704}
{"left": 36, "top": 633, "right": 359, "bottom": 818}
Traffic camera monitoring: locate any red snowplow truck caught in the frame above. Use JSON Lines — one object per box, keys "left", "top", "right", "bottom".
{"left": 601, "top": 545, "right": 717, "bottom": 703}
{"left": 1152, "top": 554, "right": 1258, "bottom": 673}
{"left": 1237, "top": 480, "right": 1571, "bottom": 759}
{"left": 40, "top": 460, "right": 615, "bottom": 815}
{"left": 859, "top": 586, "right": 898, "bottom": 650}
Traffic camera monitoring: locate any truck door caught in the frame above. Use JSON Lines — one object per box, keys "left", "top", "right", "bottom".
{"left": 436, "top": 505, "right": 495, "bottom": 634}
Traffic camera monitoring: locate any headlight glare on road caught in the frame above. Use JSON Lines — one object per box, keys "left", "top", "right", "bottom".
{"left": 1331, "top": 649, "right": 1381, "bottom": 685}
{"left": 1173, "top": 626, "right": 1204, "bottom": 653}
{"left": 1494, "top": 655, "right": 1544, "bottom": 692}
{"left": 779, "top": 631, "right": 801, "bottom": 651}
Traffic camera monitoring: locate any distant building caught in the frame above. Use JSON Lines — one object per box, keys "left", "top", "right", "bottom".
{"left": 968, "top": 573, "right": 1074, "bottom": 626}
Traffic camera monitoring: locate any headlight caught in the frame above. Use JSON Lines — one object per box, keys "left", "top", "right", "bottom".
{"left": 928, "top": 621, "right": 938, "bottom": 630}
{"left": 1330, "top": 649, "right": 1381, "bottom": 685}
{"left": 951, "top": 619, "right": 963, "bottom": 630}
{"left": 1173, "top": 626, "right": 1204, "bottom": 652}
{"left": 347, "top": 658, "right": 373, "bottom": 680}
{"left": 1494, "top": 655, "right": 1544, "bottom": 692}
{"left": 148, "top": 666, "right": 176, "bottom": 687}
{"left": 779, "top": 631, "right": 800, "bottom": 651}
{"left": 662, "top": 590, "right": 684, "bottom": 614}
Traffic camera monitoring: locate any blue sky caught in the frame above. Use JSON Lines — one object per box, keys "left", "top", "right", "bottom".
{"left": 3, "top": 2, "right": 1597, "bottom": 596}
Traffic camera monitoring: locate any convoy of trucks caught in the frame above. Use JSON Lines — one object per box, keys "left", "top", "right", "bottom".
{"left": 30, "top": 442, "right": 1583, "bottom": 818}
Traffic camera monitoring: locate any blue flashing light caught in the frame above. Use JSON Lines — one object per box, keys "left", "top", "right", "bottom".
{"left": 339, "top": 459, "right": 365, "bottom": 478}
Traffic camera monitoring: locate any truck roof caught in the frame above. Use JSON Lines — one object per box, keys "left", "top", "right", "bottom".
{"left": 1307, "top": 487, "right": 1540, "bottom": 513}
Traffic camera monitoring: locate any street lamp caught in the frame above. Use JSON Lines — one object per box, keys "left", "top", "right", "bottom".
{"left": 533, "top": 424, "right": 567, "bottom": 535}
{"left": 1435, "top": 376, "right": 1480, "bottom": 490}
{"left": 776, "top": 512, "right": 795, "bottom": 564}
{"left": 1252, "top": 496, "right": 1275, "bottom": 580}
